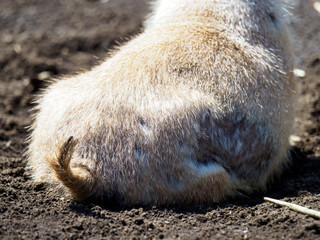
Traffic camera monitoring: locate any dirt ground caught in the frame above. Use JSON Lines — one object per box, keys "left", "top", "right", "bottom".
{"left": 0, "top": 0, "right": 319, "bottom": 239}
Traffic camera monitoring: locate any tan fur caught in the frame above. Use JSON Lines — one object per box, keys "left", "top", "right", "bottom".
{"left": 27, "top": 0, "right": 296, "bottom": 205}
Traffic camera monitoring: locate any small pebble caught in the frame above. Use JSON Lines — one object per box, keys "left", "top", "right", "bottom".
{"left": 314, "top": 2, "right": 320, "bottom": 13}
{"left": 13, "top": 44, "right": 22, "bottom": 54}
{"left": 290, "top": 135, "right": 301, "bottom": 144}
{"left": 293, "top": 69, "right": 306, "bottom": 78}
{"left": 38, "top": 71, "right": 51, "bottom": 80}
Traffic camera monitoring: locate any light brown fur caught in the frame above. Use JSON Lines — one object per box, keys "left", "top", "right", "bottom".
{"left": 27, "top": 0, "right": 296, "bottom": 205}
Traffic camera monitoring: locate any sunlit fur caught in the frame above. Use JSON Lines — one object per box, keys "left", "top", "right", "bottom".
{"left": 27, "top": 0, "right": 296, "bottom": 205}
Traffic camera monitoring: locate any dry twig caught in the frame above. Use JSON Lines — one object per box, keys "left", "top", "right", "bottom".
{"left": 264, "top": 197, "right": 320, "bottom": 219}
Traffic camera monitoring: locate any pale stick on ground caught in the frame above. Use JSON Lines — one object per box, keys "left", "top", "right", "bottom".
{"left": 264, "top": 197, "right": 320, "bottom": 219}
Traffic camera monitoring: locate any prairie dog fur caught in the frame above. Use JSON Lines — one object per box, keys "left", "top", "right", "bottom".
{"left": 27, "top": 0, "right": 296, "bottom": 205}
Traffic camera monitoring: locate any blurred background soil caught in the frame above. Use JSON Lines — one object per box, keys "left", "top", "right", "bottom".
{"left": 0, "top": 0, "right": 319, "bottom": 239}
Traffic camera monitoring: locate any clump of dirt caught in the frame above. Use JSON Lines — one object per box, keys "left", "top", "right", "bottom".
{"left": 0, "top": 0, "right": 319, "bottom": 239}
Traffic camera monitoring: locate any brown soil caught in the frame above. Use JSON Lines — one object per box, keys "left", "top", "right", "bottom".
{"left": 0, "top": 0, "right": 319, "bottom": 239}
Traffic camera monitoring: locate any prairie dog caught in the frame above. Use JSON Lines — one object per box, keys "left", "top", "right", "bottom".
{"left": 27, "top": 0, "right": 296, "bottom": 205}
